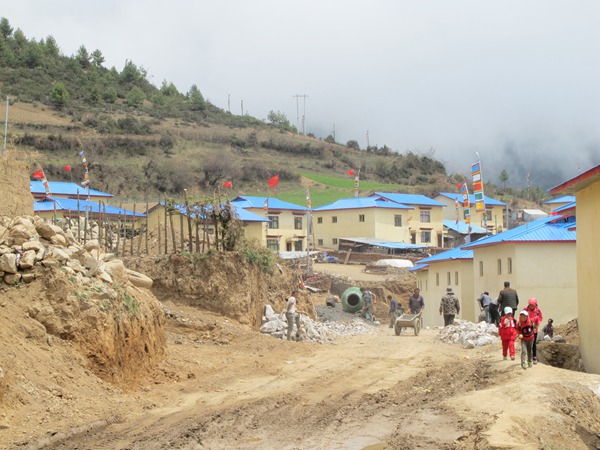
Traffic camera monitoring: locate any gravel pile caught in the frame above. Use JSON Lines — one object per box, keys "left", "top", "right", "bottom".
{"left": 436, "top": 319, "right": 500, "bottom": 349}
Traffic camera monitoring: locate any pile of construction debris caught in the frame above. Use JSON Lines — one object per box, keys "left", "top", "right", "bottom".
{"left": 260, "top": 304, "right": 376, "bottom": 343}
{"left": 436, "top": 319, "right": 499, "bottom": 349}
{"left": 0, "top": 216, "right": 151, "bottom": 288}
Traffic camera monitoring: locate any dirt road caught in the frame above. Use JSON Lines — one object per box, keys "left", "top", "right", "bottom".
{"left": 19, "top": 302, "right": 599, "bottom": 450}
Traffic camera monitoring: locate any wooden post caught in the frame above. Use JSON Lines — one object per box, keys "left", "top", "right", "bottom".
{"left": 179, "top": 213, "right": 184, "bottom": 253}
{"left": 83, "top": 206, "right": 88, "bottom": 245}
{"left": 76, "top": 190, "right": 81, "bottom": 243}
{"left": 164, "top": 201, "right": 169, "bottom": 255}
{"left": 97, "top": 200, "right": 103, "bottom": 248}
{"left": 130, "top": 204, "right": 135, "bottom": 256}
{"left": 116, "top": 210, "right": 122, "bottom": 256}
{"left": 145, "top": 201, "right": 149, "bottom": 255}
{"left": 195, "top": 219, "right": 200, "bottom": 253}
{"left": 169, "top": 209, "right": 176, "bottom": 254}
{"left": 53, "top": 200, "right": 56, "bottom": 222}
{"left": 157, "top": 210, "right": 162, "bottom": 256}
{"left": 187, "top": 209, "right": 193, "bottom": 253}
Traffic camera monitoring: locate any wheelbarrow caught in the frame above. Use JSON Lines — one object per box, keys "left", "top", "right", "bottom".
{"left": 394, "top": 311, "right": 422, "bottom": 336}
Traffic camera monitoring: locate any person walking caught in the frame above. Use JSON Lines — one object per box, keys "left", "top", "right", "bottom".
{"left": 360, "top": 287, "right": 376, "bottom": 323}
{"left": 477, "top": 291, "right": 493, "bottom": 324}
{"left": 523, "top": 298, "right": 543, "bottom": 364}
{"left": 498, "top": 307, "right": 518, "bottom": 360}
{"left": 387, "top": 295, "right": 399, "bottom": 328}
{"left": 286, "top": 290, "right": 304, "bottom": 341}
{"left": 498, "top": 281, "right": 519, "bottom": 316}
{"left": 489, "top": 295, "right": 500, "bottom": 326}
{"left": 517, "top": 310, "right": 535, "bottom": 369}
{"left": 439, "top": 286, "right": 460, "bottom": 327}
{"left": 408, "top": 288, "right": 424, "bottom": 315}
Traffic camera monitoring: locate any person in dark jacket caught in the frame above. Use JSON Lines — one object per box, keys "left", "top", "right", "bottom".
{"left": 498, "top": 281, "right": 519, "bottom": 316}
{"left": 439, "top": 286, "right": 460, "bottom": 327}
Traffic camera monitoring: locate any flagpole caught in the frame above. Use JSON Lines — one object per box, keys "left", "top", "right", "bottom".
{"left": 306, "top": 189, "right": 312, "bottom": 274}
{"left": 3, "top": 96, "right": 8, "bottom": 159}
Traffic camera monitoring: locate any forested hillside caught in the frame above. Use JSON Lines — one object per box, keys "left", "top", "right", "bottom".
{"left": 0, "top": 17, "right": 548, "bottom": 207}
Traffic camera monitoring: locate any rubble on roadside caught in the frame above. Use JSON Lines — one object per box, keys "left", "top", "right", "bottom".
{"left": 260, "top": 304, "right": 377, "bottom": 343}
{"left": 0, "top": 215, "right": 150, "bottom": 288}
{"left": 436, "top": 319, "right": 500, "bottom": 349}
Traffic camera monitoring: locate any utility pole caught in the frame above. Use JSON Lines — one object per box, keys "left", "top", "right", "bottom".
{"left": 293, "top": 94, "right": 309, "bottom": 135}
{"left": 332, "top": 123, "right": 336, "bottom": 141}
{"left": 241, "top": 99, "right": 244, "bottom": 116}
{"left": 2, "top": 96, "right": 8, "bottom": 159}
{"left": 366, "top": 130, "right": 370, "bottom": 149}
{"left": 227, "top": 94, "right": 230, "bottom": 113}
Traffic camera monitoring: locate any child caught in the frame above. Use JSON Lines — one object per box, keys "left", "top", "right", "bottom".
{"left": 542, "top": 318, "right": 554, "bottom": 339}
{"left": 517, "top": 310, "right": 535, "bottom": 369}
{"left": 498, "top": 307, "right": 518, "bottom": 360}
{"left": 524, "top": 297, "right": 543, "bottom": 364}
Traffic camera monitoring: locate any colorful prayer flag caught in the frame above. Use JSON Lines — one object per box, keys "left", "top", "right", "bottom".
{"left": 471, "top": 159, "right": 486, "bottom": 214}
{"left": 306, "top": 189, "right": 312, "bottom": 210}
{"left": 268, "top": 175, "right": 279, "bottom": 188}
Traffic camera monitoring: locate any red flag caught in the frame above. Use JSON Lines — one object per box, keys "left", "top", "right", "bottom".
{"left": 347, "top": 169, "right": 355, "bottom": 176}
{"left": 268, "top": 175, "right": 279, "bottom": 188}
{"left": 64, "top": 164, "right": 71, "bottom": 172}
{"left": 456, "top": 182, "right": 462, "bottom": 189}
{"left": 33, "top": 170, "right": 44, "bottom": 179}
{"left": 223, "top": 181, "right": 233, "bottom": 188}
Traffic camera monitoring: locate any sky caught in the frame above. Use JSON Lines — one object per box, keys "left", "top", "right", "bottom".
{"left": 4, "top": 1, "right": 600, "bottom": 188}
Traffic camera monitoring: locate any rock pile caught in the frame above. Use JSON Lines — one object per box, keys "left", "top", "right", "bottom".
{"left": 0, "top": 215, "right": 151, "bottom": 288}
{"left": 436, "top": 319, "right": 499, "bottom": 349}
{"left": 260, "top": 304, "right": 377, "bottom": 343}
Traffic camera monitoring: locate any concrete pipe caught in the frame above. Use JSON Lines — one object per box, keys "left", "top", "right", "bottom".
{"left": 341, "top": 287, "right": 363, "bottom": 313}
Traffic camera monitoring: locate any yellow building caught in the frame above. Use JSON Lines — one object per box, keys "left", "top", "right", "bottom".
{"left": 434, "top": 192, "right": 507, "bottom": 234}
{"left": 463, "top": 216, "right": 577, "bottom": 326}
{"left": 231, "top": 196, "right": 309, "bottom": 251}
{"left": 371, "top": 193, "right": 446, "bottom": 247}
{"left": 551, "top": 165, "right": 599, "bottom": 374}
{"left": 410, "top": 246, "right": 475, "bottom": 327}
{"left": 313, "top": 196, "right": 414, "bottom": 250}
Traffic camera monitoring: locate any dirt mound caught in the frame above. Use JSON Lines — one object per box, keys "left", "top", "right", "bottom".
{"left": 125, "top": 252, "right": 311, "bottom": 328}
{"left": 555, "top": 318, "right": 580, "bottom": 345}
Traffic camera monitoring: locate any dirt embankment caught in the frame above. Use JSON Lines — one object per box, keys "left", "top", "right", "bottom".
{"left": 0, "top": 159, "right": 33, "bottom": 217}
{"left": 125, "top": 253, "right": 306, "bottom": 328}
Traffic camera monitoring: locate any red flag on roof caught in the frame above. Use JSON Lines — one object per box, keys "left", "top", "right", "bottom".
{"left": 456, "top": 182, "right": 462, "bottom": 189}
{"left": 64, "top": 164, "right": 71, "bottom": 172}
{"left": 33, "top": 170, "right": 44, "bottom": 179}
{"left": 347, "top": 169, "right": 355, "bottom": 176}
{"left": 268, "top": 175, "right": 279, "bottom": 188}
{"left": 223, "top": 181, "right": 233, "bottom": 188}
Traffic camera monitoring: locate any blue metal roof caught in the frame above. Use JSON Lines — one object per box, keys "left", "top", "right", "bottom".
{"left": 31, "top": 181, "right": 113, "bottom": 198}
{"left": 374, "top": 192, "right": 446, "bottom": 207}
{"left": 553, "top": 202, "right": 576, "bottom": 214}
{"left": 34, "top": 197, "right": 145, "bottom": 217}
{"left": 314, "top": 196, "right": 412, "bottom": 212}
{"left": 437, "top": 192, "right": 506, "bottom": 207}
{"left": 339, "top": 237, "right": 426, "bottom": 249}
{"left": 414, "top": 245, "right": 474, "bottom": 265}
{"left": 443, "top": 220, "right": 487, "bottom": 234}
{"left": 408, "top": 263, "right": 430, "bottom": 272}
{"left": 231, "top": 196, "right": 308, "bottom": 211}
{"left": 463, "top": 216, "right": 576, "bottom": 249}
{"left": 545, "top": 195, "right": 575, "bottom": 205}
{"left": 171, "top": 202, "right": 270, "bottom": 223}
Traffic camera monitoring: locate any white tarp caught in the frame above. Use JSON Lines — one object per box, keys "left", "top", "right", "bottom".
{"left": 373, "top": 259, "right": 414, "bottom": 268}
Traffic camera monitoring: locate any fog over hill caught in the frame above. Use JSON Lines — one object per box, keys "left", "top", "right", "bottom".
{"left": 3, "top": 1, "right": 600, "bottom": 188}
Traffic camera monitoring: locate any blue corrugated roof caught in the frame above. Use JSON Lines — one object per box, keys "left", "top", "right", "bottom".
{"left": 231, "top": 196, "right": 308, "bottom": 211}
{"left": 443, "top": 220, "right": 487, "bottom": 234}
{"left": 34, "top": 197, "right": 145, "bottom": 217}
{"left": 437, "top": 192, "right": 506, "bottom": 207}
{"left": 414, "top": 246, "right": 474, "bottom": 265}
{"left": 545, "top": 195, "right": 575, "bottom": 205}
{"left": 374, "top": 192, "right": 446, "bottom": 207}
{"left": 463, "top": 216, "right": 576, "bottom": 249}
{"left": 408, "top": 263, "right": 430, "bottom": 272}
{"left": 553, "top": 202, "right": 575, "bottom": 213}
{"left": 31, "top": 181, "right": 113, "bottom": 198}
{"left": 314, "top": 196, "right": 412, "bottom": 211}
{"left": 173, "top": 202, "right": 269, "bottom": 223}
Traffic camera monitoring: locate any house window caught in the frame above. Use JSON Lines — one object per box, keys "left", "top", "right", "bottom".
{"left": 420, "top": 210, "right": 431, "bottom": 223}
{"left": 497, "top": 259, "right": 502, "bottom": 275}
{"left": 394, "top": 215, "right": 402, "bottom": 227}
{"left": 420, "top": 231, "right": 431, "bottom": 243}
{"left": 294, "top": 217, "right": 302, "bottom": 230}
{"left": 447, "top": 272, "right": 451, "bottom": 286}
{"left": 359, "top": 214, "right": 365, "bottom": 222}
{"left": 486, "top": 210, "right": 492, "bottom": 221}
{"left": 317, "top": 239, "right": 323, "bottom": 246}
{"left": 436, "top": 272, "right": 439, "bottom": 286}
{"left": 267, "top": 238, "right": 279, "bottom": 251}
{"left": 455, "top": 271, "right": 459, "bottom": 285}
{"left": 332, "top": 216, "right": 338, "bottom": 223}
{"left": 508, "top": 257, "right": 513, "bottom": 274}
{"left": 479, "top": 261, "right": 484, "bottom": 277}
{"left": 294, "top": 240, "right": 303, "bottom": 251}
{"left": 317, "top": 217, "right": 323, "bottom": 224}
{"left": 332, "top": 238, "right": 338, "bottom": 245}
{"left": 268, "top": 216, "right": 279, "bottom": 229}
